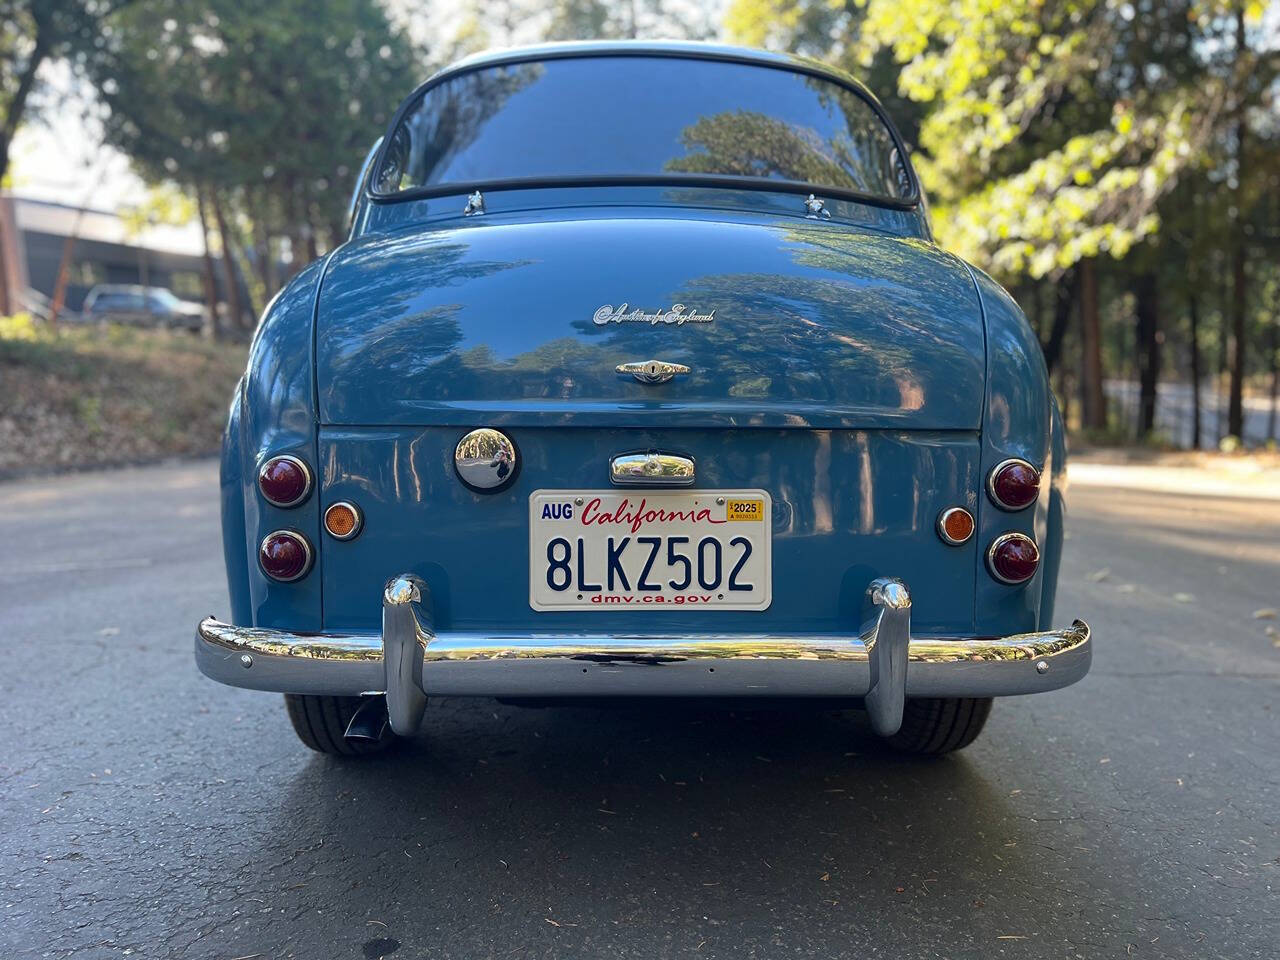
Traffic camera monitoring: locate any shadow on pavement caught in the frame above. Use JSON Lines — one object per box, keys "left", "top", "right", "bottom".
{"left": 269, "top": 701, "right": 1022, "bottom": 956}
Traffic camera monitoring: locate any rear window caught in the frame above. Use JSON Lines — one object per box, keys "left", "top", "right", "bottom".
{"left": 375, "top": 55, "right": 913, "bottom": 203}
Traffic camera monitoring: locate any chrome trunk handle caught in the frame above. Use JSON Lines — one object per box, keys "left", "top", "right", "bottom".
{"left": 615, "top": 359, "right": 690, "bottom": 384}
{"left": 609, "top": 451, "right": 696, "bottom": 486}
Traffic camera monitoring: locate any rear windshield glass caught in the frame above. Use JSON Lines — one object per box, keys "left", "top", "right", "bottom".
{"left": 375, "top": 56, "right": 913, "bottom": 202}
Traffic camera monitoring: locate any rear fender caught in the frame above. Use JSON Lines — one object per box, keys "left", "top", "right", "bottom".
{"left": 225, "top": 257, "right": 330, "bottom": 629}
{"left": 969, "top": 267, "right": 1054, "bottom": 634}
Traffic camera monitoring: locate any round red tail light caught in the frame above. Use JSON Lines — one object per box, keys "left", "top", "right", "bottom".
{"left": 987, "top": 532, "right": 1040, "bottom": 585}
{"left": 259, "top": 531, "right": 313, "bottom": 582}
{"left": 987, "top": 458, "right": 1040, "bottom": 511}
{"left": 258, "top": 455, "right": 312, "bottom": 507}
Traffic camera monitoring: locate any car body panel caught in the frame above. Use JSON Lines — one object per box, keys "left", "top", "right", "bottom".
{"left": 969, "top": 267, "right": 1055, "bottom": 635}
{"left": 223, "top": 258, "right": 328, "bottom": 630}
{"left": 317, "top": 426, "right": 982, "bottom": 636}
{"left": 316, "top": 212, "right": 984, "bottom": 430}
{"left": 214, "top": 42, "right": 1074, "bottom": 694}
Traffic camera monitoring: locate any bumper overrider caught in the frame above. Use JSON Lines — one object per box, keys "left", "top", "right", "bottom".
{"left": 196, "top": 576, "right": 1090, "bottom": 737}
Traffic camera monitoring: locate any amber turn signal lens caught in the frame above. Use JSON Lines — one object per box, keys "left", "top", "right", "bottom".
{"left": 258, "top": 455, "right": 312, "bottom": 507}
{"left": 324, "top": 501, "right": 363, "bottom": 540}
{"left": 259, "top": 530, "right": 313, "bottom": 582}
{"left": 937, "top": 507, "right": 975, "bottom": 545}
{"left": 987, "top": 532, "right": 1040, "bottom": 585}
{"left": 987, "top": 458, "right": 1040, "bottom": 511}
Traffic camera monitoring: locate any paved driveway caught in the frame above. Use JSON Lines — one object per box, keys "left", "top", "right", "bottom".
{"left": 1, "top": 461, "right": 1277, "bottom": 959}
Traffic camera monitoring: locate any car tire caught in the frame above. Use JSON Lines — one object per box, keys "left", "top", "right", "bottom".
{"left": 883, "top": 697, "right": 993, "bottom": 755}
{"left": 283, "top": 694, "right": 396, "bottom": 756}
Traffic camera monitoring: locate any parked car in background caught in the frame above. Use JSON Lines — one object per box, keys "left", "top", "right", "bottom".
{"left": 196, "top": 41, "right": 1090, "bottom": 760}
{"left": 82, "top": 284, "right": 205, "bottom": 331}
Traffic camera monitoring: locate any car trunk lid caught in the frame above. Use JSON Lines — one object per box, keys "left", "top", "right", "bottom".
{"left": 315, "top": 212, "right": 985, "bottom": 429}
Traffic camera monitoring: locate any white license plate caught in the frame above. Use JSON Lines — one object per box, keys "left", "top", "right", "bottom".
{"left": 528, "top": 490, "right": 772, "bottom": 611}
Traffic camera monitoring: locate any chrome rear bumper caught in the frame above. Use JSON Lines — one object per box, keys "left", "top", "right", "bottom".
{"left": 195, "top": 574, "right": 1091, "bottom": 737}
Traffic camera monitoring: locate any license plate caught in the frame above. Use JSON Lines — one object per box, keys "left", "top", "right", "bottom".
{"left": 528, "top": 490, "right": 772, "bottom": 611}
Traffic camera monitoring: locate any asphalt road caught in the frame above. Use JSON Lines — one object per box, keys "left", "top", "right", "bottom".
{"left": 2, "top": 461, "right": 1277, "bottom": 960}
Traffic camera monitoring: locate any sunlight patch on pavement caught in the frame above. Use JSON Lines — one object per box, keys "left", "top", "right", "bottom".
{"left": 1069, "top": 462, "right": 1280, "bottom": 500}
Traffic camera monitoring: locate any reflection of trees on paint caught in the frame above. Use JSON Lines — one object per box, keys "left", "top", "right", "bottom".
{"left": 324, "top": 221, "right": 980, "bottom": 420}
{"left": 318, "top": 236, "right": 531, "bottom": 420}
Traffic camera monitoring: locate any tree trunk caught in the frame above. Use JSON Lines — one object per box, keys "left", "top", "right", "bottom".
{"left": 1027, "top": 280, "right": 1042, "bottom": 339}
{"left": 1041, "top": 268, "right": 1077, "bottom": 374}
{"left": 210, "top": 189, "right": 246, "bottom": 331}
{"left": 1218, "top": 276, "right": 1230, "bottom": 445}
{"left": 1227, "top": 8, "right": 1248, "bottom": 440}
{"left": 230, "top": 231, "right": 260, "bottom": 320}
{"left": 47, "top": 204, "right": 90, "bottom": 328}
{"left": 1079, "top": 258, "right": 1107, "bottom": 430}
{"left": 47, "top": 231, "right": 78, "bottom": 329}
{"left": 299, "top": 179, "right": 320, "bottom": 262}
{"left": 250, "top": 205, "right": 278, "bottom": 301}
{"left": 1188, "top": 286, "right": 1203, "bottom": 450}
{"left": 196, "top": 187, "right": 221, "bottom": 337}
{"left": 0, "top": 31, "right": 50, "bottom": 315}
{"left": 1268, "top": 318, "right": 1278, "bottom": 443}
{"left": 1228, "top": 233, "right": 1247, "bottom": 441}
{"left": 1134, "top": 272, "right": 1161, "bottom": 438}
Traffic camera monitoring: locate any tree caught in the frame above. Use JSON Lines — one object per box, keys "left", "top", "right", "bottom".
{"left": 0, "top": 0, "right": 134, "bottom": 314}
{"left": 88, "top": 0, "right": 419, "bottom": 322}
{"left": 727, "top": 0, "right": 1278, "bottom": 444}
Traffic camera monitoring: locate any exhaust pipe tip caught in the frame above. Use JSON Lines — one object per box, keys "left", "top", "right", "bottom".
{"left": 343, "top": 694, "right": 391, "bottom": 743}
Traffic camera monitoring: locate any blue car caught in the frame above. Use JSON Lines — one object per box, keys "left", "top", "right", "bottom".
{"left": 196, "top": 41, "right": 1089, "bottom": 757}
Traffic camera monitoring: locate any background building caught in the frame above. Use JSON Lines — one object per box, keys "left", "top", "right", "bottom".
{"left": 0, "top": 193, "right": 248, "bottom": 320}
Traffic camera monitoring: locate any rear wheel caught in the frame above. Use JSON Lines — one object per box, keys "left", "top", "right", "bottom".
{"left": 284, "top": 694, "right": 396, "bottom": 756}
{"left": 884, "top": 697, "right": 993, "bottom": 755}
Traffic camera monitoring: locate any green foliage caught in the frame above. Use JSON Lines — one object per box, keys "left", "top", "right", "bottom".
{"left": 90, "top": 0, "right": 420, "bottom": 261}
{"left": 0, "top": 311, "right": 39, "bottom": 342}
{"left": 0, "top": 1, "right": 111, "bottom": 172}
{"left": 118, "top": 184, "right": 196, "bottom": 238}
{"left": 728, "top": 0, "right": 1272, "bottom": 283}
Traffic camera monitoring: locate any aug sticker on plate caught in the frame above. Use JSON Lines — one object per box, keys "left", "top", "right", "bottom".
{"left": 528, "top": 490, "right": 772, "bottom": 611}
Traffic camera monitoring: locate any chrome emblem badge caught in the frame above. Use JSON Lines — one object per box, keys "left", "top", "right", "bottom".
{"left": 593, "top": 303, "right": 715, "bottom": 326}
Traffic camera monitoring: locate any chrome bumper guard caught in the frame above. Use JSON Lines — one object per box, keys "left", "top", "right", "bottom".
{"left": 195, "top": 575, "right": 1091, "bottom": 737}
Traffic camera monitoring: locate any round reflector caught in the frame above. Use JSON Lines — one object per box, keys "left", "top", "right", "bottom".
{"left": 258, "top": 455, "right": 312, "bottom": 507}
{"left": 259, "top": 530, "right": 313, "bottom": 582}
{"left": 937, "top": 507, "right": 975, "bottom": 545}
{"left": 324, "top": 501, "right": 363, "bottom": 540}
{"left": 987, "top": 532, "right": 1040, "bottom": 585}
{"left": 987, "top": 458, "right": 1040, "bottom": 511}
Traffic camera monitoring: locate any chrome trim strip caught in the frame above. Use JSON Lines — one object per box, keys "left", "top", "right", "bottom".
{"left": 986, "top": 457, "right": 1040, "bottom": 511}
{"left": 608, "top": 451, "right": 696, "bottom": 486}
{"left": 257, "top": 454, "right": 313, "bottom": 508}
{"left": 197, "top": 612, "right": 1091, "bottom": 701}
